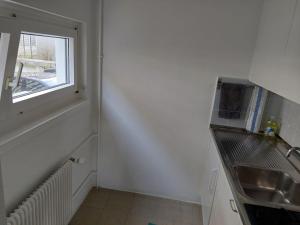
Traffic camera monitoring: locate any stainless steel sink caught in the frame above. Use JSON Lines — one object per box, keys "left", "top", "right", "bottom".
{"left": 234, "top": 165, "right": 300, "bottom": 206}
{"left": 211, "top": 126, "right": 300, "bottom": 224}
{"left": 212, "top": 127, "right": 300, "bottom": 214}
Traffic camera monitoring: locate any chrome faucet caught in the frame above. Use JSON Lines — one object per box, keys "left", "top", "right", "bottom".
{"left": 286, "top": 147, "right": 300, "bottom": 158}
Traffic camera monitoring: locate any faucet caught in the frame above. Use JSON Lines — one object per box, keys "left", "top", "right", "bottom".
{"left": 286, "top": 147, "right": 300, "bottom": 158}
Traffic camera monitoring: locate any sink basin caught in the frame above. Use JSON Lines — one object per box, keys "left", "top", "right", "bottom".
{"left": 234, "top": 165, "right": 300, "bottom": 206}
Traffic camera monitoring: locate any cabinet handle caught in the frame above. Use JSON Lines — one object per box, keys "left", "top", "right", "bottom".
{"left": 229, "top": 199, "right": 238, "bottom": 213}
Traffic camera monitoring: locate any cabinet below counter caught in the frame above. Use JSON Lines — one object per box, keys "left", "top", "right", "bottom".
{"left": 209, "top": 162, "right": 243, "bottom": 225}
{"left": 202, "top": 127, "right": 245, "bottom": 225}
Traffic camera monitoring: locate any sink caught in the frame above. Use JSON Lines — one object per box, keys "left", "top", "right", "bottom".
{"left": 234, "top": 165, "right": 300, "bottom": 206}
{"left": 212, "top": 127, "right": 300, "bottom": 212}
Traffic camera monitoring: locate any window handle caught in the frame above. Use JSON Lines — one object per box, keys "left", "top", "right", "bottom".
{"left": 13, "top": 62, "right": 23, "bottom": 90}
{"left": 5, "top": 62, "right": 23, "bottom": 90}
{"left": 230, "top": 199, "right": 238, "bottom": 213}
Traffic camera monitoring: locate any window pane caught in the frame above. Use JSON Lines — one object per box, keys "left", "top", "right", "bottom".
{"left": 12, "top": 33, "right": 70, "bottom": 100}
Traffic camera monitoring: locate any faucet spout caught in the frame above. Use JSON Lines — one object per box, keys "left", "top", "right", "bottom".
{"left": 286, "top": 147, "right": 300, "bottom": 158}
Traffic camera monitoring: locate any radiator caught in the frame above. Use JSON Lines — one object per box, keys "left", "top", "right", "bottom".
{"left": 7, "top": 161, "right": 72, "bottom": 225}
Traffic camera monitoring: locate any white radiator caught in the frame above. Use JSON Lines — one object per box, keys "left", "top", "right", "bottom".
{"left": 7, "top": 161, "right": 72, "bottom": 225}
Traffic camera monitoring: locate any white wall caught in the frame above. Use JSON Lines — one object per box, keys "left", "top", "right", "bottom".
{"left": 0, "top": 0, "right": 100, "bottom": 213}
{"left": 100, "top": 0, "right": 263, "bottom": 203}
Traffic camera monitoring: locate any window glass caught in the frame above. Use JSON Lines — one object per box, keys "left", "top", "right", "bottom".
{"left": 12, "top": 32, "right": 71, "bottom": 101}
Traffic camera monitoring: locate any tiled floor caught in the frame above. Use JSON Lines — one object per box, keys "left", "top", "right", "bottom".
{"left": 69, "top": 187, "right": 202, "bottom": 225}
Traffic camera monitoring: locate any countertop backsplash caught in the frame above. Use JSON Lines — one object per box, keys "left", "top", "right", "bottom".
{"left": 262, "top": 92, "right": 300, "bottom": 147}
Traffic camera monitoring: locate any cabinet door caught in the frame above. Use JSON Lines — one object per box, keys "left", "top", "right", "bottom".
{"left": 284, "top": 0, "right": 300, "bottom": 103}
{"left": 209, "top": 167, "right": 243, "bottom": 225}
{"left": 250, "top": 0, "right": 300, "bottom": 104}
{"left": 0, "top": 164, "right": 6, "bottom": 225}
{"left": 201, "top": 134, "right": 220, "bottom": 225}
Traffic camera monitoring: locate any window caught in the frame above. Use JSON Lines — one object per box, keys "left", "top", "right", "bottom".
{"left": 12, "top": 32, "right": 73, "bottom": 102}
{"left": 0, "top": 2, "right": 84, "bottom": 136}
{"left": 0, "top": 2, "right": 84, "bottom": 135}
{"left": 0, "top": 4, "right": 80, "bottom": 111}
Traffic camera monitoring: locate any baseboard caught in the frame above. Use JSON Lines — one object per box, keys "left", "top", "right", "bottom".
{"left": 71, "top": 171, "right": 97, "bottom": 216}
{"left": 98, "top": 184, "right": 201, "bottom": 206}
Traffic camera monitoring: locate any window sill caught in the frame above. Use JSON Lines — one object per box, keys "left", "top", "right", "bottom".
{"left": 13, "top": 83, "right": 75, "bottom": 103}
{"left": 0, "top": 98, "right": 88, "bottom": 155}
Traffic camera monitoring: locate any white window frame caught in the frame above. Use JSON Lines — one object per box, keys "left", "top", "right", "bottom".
{"left": 0, "top": 2, "right": 85, "bottom": 128}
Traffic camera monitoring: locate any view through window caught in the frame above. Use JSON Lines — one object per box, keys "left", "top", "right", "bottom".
{"left": 12, "top": 32, "right": 71, "bottom": 101}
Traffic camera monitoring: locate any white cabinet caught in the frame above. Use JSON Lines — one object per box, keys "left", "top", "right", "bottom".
{"left": 250, "top": 0, "right": 300, "bottom": 104}
{"left": 201, "top": 134, "right": 220, "bottom": 225}
{"left": 0, "top": 164, "right": 6, "bottom": 225}
{"left": 209, "top": 167, "right": 243, "bottom": 225}
{"left": 201, "top": 132, "right": 243, "bottom": 225}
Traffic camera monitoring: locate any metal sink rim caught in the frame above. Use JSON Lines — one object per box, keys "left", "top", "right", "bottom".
{"left": 233, "top": 164, "right": 300, "bottom": 208}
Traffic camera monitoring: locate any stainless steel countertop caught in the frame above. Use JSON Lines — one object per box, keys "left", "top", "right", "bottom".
{"left": 210, "top": 125, "right": 300, "bottom": 225}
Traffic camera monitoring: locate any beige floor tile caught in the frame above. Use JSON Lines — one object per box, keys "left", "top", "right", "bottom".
{"left": 125, "top": 216, "right": 150, "bottom": 225}
{"left": 133, "top": 194, "right": 159, "bottom": 209}
{"left": 129, "top": 195, "right": 158, "bottom": 220}
{"left": 153, "top": 206, "right": 181, "bottom": 223}
{"left": 69, "top": 205, "right": 102, "bottom": 225}
{"left": 129, "top": 205, "right": 154, "bottom": 220}
{"left": 82, "top": 187, "right": 110, "bottom": 209}
{"left": 106, "top": 190, "right": 134, "bottom": 208}
{"left": 98, "top": 206, "right": 129, "bottom": 225}
{"left": 70, "top": 188, "right": 203, "bottom": 225}
{"left": 180, "top": 202, "right": 202, "bottom": 225}
{"left": 68, "top": 218, "right": 78, "bottom": 225}
{"left": 154, "top": 219, "right": 174, "bottom": 225}
{"left": 152, "top": 198, "right": 181, "bottom": 222}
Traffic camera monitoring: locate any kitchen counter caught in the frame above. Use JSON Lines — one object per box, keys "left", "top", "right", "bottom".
{"left": 210, "top": 125, "right": 300, "bottom": 225}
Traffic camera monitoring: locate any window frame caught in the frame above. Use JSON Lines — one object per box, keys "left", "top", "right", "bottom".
{"left": 0, "top": 2, "right": 84, "bottom": 123}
